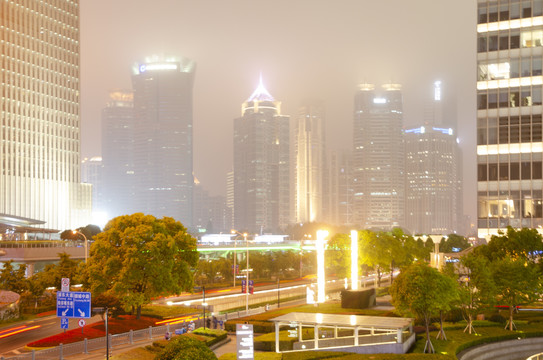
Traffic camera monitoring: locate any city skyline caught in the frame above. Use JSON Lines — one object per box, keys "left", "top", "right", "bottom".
{"left": 80, "top": 1, "right": 477, "bottom": 222}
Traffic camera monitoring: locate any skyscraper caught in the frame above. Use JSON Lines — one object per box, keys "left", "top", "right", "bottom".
{"left": 131, "top": 56, "right": 195, "bottom": 225}
{"left": 0, "top": 0, "right": 91, "bottom": 230}
{"left": 233, "top": 77, "right": 290, "bottom": 233}
{"left": 101, "top": 90, "right": 135, "bottom": 218}
{"left": 352, "top": 84, "right": 404, "bottom": 229}
{"left": 477, "top": 1, "right": 543, "bottom": 237}
{"left": 293, "top": 100, "right": 325, "bottom": 223}
{"left": 405, "top": 126, "right": 461, "bottom": 235}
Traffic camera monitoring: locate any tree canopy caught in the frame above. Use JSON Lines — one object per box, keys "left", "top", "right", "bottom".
{"left": 87, "top": 213, "right": 198, "bottom": 318}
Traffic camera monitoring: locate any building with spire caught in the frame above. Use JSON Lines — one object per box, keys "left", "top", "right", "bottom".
{"left": 233, "top": 76, "right": 290, "bottom": 233}
{"left": 352, "top": 83, "right": 404, "bottom": 229}
{"left": 293, "top": 100, "right": 326, "bottom": 223}
{"left": 0, "top": 0, "right": 91, "bottom": 230}
{"left": 131, "top": 56, "right": 196, "bottom": 225}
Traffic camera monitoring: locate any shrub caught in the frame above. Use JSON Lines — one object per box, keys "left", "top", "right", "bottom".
{"left": 489, "top": 313, "right": 506, "bottom": 324}
{"left": 224, "top": 320, "right": 274, "bottom": 333}
{"left": 156, "top": 336, "right": 217, "bottom": 360}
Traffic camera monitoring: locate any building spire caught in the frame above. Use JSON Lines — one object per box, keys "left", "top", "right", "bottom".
{"left": 247, "top": 73, "right": 274, "bottom": 102}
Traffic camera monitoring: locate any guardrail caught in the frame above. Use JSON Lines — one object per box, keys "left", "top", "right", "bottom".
{"left": 0, "top": 241, "right": 84, "bottom": 249}
{"left": 0, "top": 305, "right": 271, "bottom": 360}
{"left": 528, "top": 352, "right": 543, "bottom": 360}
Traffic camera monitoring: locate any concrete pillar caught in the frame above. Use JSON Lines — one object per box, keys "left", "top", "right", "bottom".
{"left": 275, "top": 322, "right": 280, "bottom": 353}
{"left": 314, "top": 325, "right": 319, "bottom": 349}
{"left": 397, "top": 328, "right": 402, "bottom": 343}
{"left": 354, "top": 326, "right": 359, "bottom": 346}
{"left": 25, "top": 262, "right": 35, "bottom": 278}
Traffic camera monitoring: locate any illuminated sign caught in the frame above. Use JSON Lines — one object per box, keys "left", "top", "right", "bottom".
{"left": 373, "top": 97, "right": 386, "bottom": 104}
{"left": 138, "top": 63, "right": 178, "bottom": 73}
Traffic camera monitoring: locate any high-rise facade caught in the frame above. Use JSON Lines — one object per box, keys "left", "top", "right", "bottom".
{"left": 101, "top": 90, "right": 135, "bottom": 218}
{"left": 477, "top": 1, "right": 543, "bottom": 237}
{"left": 233, "top": 77, "right": 290, "bottom": 233}
{"left": 0, "top": 0, "right": 91, "bottom": 230}
{"left": 352, "top": 84, "right": 404, "bottom": 229}
{"left": 405, "top": 126, "right": 461, "bottom": 234}
{"left": 131, "top": 56, "right": 195, "bottom": 225}
{"left": 293, "top": 100, "right": 325, "bottom": 223}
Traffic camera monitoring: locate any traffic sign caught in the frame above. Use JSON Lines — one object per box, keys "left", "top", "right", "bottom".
{"left": 61, "top": 278, "right": 70, "bottom": 292}
{"left": 61, "top": 317, "right": 69, "bottom": 329}
{"left": 56, "top": 291, "right": 91, "bottom": 318}
{"left": 78, "top": 319, "right": 86, "bottom": 327}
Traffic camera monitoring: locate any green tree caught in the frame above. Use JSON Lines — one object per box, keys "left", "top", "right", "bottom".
{"left": 390, "top": 263, "right": 458, "bottom": 353}
{"left": 457, "top": 252, "right": 496, "bottom": 334}
{"left": 26, "top": 272, "right": 49, "bottom": 309}
{"left": 475, "top": 227, "right": 543, "bottom": 262}
{"left": 440, "top": 234, "right": 470, "bottom": 253}
{"left": 156, "top": 335, "right": 217, "bottom": 360}
{"left": 492, "top": 257, "right": 541, "bottom": 331}
{"left": 88, "top": 213, "right": 198, "bottom": 319}
{"left": 325, "top": 233, "right": 350, "bottom": 279}
{"left": 0, "top": 260, "right": 27, "bottom": 294}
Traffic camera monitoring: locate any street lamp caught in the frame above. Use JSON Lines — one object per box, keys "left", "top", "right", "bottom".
{"left": 351, "top": 230, "right": 359, "bottom": 290}
{"left": 429, "top": 235, "right": 445, "bottom": 269}
{"left": 73, "top": 230, "right": 88, "bottom": 263}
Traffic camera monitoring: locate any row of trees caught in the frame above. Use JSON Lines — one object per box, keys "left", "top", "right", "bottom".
{"left": 390, "top": 227, "right": 543, "bottom": 353}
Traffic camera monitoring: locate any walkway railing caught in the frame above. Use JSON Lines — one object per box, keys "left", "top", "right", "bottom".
{"left": 0, "top": 241, "right": 84, "bottom": 249}
{"left": 528, "top": 353, "right": 543, "bottom": 360}
{"left": 0, "top": 305, "right": 271, "bottom": 360}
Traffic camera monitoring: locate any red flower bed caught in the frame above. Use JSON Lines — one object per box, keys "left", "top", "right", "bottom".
{"left": 27, "top": 315, "right": 158, "bottom": 348}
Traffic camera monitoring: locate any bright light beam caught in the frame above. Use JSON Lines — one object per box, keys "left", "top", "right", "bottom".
{"left": 351, "top": 230, "right": 359, "bottom": 290}
{"left": 316, "top": 230, "right": 328, "bottom": 303}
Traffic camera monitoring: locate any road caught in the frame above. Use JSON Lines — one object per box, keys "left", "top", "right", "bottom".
{"left": 0, "top": 314, "right": 103, "bottom": 358}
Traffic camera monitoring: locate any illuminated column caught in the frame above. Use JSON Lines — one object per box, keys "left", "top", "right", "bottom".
{"left": 351, "top": 230, "right": 359, "bottom": 290}
{"left": 316, "top": 230, "right": 328, "bottom": 303}
{"left": 429, "top": 235, "right": 444, "bottom": 269}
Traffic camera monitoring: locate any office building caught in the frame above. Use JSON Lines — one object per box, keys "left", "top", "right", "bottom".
{"left": 477, "top": 1, "right": 543, "bottom": 237}
{"left": 0, "top": 0, "right": 91, "bottom": 230}
{"left": 101, "top": 90, "right": 135, "bottom": 218}
{"left": 352, "top": 84, "right": 404, "bottom": 229}
{"left": 324, "top": 150, "right": 355, "bottom": 226}
{"left": 131, "top": 56, "right": 196, "bottom": 225}
{"left": 293, "top": 100, "right": 326, "bottom": 223}
{"left": 233, "top": 77, "right": 290, "bottom": 233}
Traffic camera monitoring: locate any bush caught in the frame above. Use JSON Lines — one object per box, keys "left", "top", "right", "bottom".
{"left": 156, "top": 336, "right": 217, "bottom": 360}
{"left": 489, "top": 313, "right": 506, "bottom": 324}
{"left": 224, "top": 320, "right": 273, "bottom": 333}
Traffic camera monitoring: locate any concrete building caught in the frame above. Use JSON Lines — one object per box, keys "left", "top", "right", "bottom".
{"left": 131, "top": 56, "right": 196, "bottom": 226}
{"left": 101, "top": 90, "right": 135, "bottom": 219}
{"left": 293, "top": 100, "right": 326, "bottom": 223}
{"left": 81, "top": 156, "right": 104, "bottom": 219}
{"left": 324, "top": 150, "right": 355, "bottom": 226}
{"left": 0, "top": 0, "right": 91, "bottom": 230}
{"left": 352, "top": 84, "right": 404, "bottom": 229}
{"left": 476, "top": 1, "right": 543, "bottom": 237}
{"left": 233, "top": 76, "right": 290, "bottom": 233}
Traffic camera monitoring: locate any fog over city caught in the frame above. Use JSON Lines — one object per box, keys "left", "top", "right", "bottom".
{"left": 80, "top": 0, "right": 476, "bottom": 221}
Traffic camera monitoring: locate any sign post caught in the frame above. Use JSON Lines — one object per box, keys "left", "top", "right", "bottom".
{"left": 236, "top": 323, "right": 254, "bottom": 360}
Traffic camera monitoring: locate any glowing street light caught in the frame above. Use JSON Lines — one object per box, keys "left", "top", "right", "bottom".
{"left": 351, "top": 230, "right": 359, "bottom": 290}
{"left": 72, "top": 230, "right": 88, "bottom": 263}
{"left": 316, "top": 230, "right": 328, "bottom": 303}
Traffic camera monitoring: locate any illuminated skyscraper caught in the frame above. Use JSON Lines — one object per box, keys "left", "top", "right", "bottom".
{"left": 352, "top": 84, "right": 404, "bottom": 229}
{"left": 0, "top": 0, "right": 91, "bottom": 230}
{"left": 477, "top": 1, "right": 543, "bottom": 237}
{"left": 233, "top": 77, "right": 290, "bottom": 233}
{"left": 293, "top": 100, "right": 325, "bottom": 223}
{"left": 132, "top": 56, "right": 196, "bottom": 225}
{"left": 101, "top": 90, "right": 135, "bottom": 218}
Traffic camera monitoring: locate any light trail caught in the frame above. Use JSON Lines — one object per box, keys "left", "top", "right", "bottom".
{"left": 0, "top": 325, "right": 41, "bottom": 339}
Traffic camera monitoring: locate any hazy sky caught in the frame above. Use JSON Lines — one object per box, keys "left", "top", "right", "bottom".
{"left": 80, "top": 0, "right": 477, "bottom": 221}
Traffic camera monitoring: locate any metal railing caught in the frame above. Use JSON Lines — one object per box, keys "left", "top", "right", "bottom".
{"left": 528, "top": 353, "right": 543, "bottom": 360}
{"left": 0, "top": 241, "right": 84, "bottom": 249}
{"left": 0, "top": 305, "right": 272, "bottom": 360}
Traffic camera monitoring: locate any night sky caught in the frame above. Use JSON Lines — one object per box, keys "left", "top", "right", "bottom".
{"left": 80, "top": 0, "right": 477, "bottom": 221}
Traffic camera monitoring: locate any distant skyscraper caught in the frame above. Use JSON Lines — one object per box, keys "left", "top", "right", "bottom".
{"left": 405, "top": 126, "right": 461, "bottom": 235}
{"left": 352, "top": 84, "right": 404, "bottom": 229}
{"left": 81, "top": 156, "right": 104, "bottom": 215}
{"left": 101, "top": 90, "right": 135, "bottom": 218}
{"left": 293, "top": 100, "right": 325, "bottom": 223}
{"left": 477, "top": 1, "right": 543, "bottom": 237}
{"left": 324, "top": 150, "right": 354, "bottom": 226}
{"left": 0, "top": 0, "right": 91, "bottom": 230}
{"left": 131, "top": 56, "right": 196, "bottom": 225}
{"left": 233, "top": 77, "right": 290, "bottom": 233}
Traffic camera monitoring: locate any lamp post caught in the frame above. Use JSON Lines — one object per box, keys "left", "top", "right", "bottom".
{"left": 72, "top": 230, "right": 88, "bottom": 263}
{"left": 351, "top": 230, "right": 359, "bottom": 290}
{"left": 429, "top": 235, "right": 445, "bottom": 269}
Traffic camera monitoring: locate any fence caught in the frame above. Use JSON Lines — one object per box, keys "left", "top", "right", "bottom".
{"left": 0, "top": 305, "right": 272, "bottom": 360}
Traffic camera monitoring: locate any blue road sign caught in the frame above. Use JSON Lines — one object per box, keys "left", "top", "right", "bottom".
{"left": 56, "top": 291, "right": 91, "bottom": 318}
{"left": 61, "top": 317, "right": 69, "bottom": 329}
